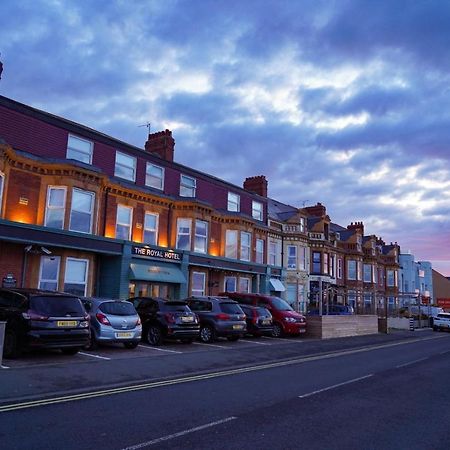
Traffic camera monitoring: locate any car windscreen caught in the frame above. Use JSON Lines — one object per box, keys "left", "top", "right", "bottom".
{"left": 257, "top": 307, "right": 271, "bottom": 316}
{"left": 268, "top": 297, "right": 293, "bottom": 311}
{"left": 161, "top": 302, "right": 190, "bottom": 312}
{"left": 220, "top": 303, "right": 243, "bottom": 314}
{"left": 30, "top": 296, "right": 85, "bottom": 316}
{"left": 99, "top": 301, "right": 137, "bottom": 316}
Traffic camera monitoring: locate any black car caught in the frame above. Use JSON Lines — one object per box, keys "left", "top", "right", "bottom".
{"left": 238, "top": 304, "right": 273, "bottom": 337}
{"left": 0, "top": 288, "right": 90, "bottom": 358}
{"left": 127, "top": 297, "right": 200, "bottom": 345}
{"left": 185, "top": 296, "right": 247, "bottom": 343}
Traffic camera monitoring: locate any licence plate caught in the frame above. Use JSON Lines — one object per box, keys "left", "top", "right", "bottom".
{"left": 233, "top": 325, "right": 243, "bottom": 330}
{"left": 261, "top": 319, "right": 271, "bottom": 325}
{"left": 181, "top": 316, "right": 194, "bottom": 322}
{"left": 115, "top": 332, "right": 133, "bottom": 338}
{"left": 57, "top": 321, "right": 77, "bottom": 327}
{"left": 299, "top": 328, "right": 306, "bottom": 333}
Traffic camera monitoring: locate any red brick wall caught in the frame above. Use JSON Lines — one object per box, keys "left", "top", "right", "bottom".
{"left": 0, "top": 242, "right": 23, "bottom": 287}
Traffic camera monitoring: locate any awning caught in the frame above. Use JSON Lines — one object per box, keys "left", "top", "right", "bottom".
{"left": 269, "top": 278, "right": 286, "bottom": 292}
{"left": 129, "top": 262, "right": 186, "bottom": 284}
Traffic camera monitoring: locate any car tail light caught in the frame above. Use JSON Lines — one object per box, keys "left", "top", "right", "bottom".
{"left": 22, "top": 311, "right": 49, "bottom": 321}
{"left": 96, "top": 312, "right": 111, "bottom": 326}
{"left": 216, "top": 313, "right": 230, "bottom": 321}
{"left": 136, "top": 317, "right": 141, "bottom": 326}
{"left": 165, "top": 313, "right": 176, "bottom": 324}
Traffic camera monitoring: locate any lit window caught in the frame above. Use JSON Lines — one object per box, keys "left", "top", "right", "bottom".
{"left": 224, "top": 276, "right": 237, "bottom": 292}
{"left": 45, "top": 186, "right": 66, "bottom": 229}
{"left": 287, "top": 245, "right": 297, "bottom": 269}
{"left": 144, "top": 212, "right": 158, "bottom": 245}
{"left": 180, "top": 175, "right": 196, "bottom": 197}
{"left": 191, "top": 272, "right": 206, "bottom": 296}
{"left": 115, "top": 151, "right": 136, "bottom": 181}
{"left": 225, "top": 230, "right": 238, "bottom": 259}
{"left": 69, "top": 188, "right": 94, "bottom": 234}
{"left": 194, "top": 220, "right": 208, "bottom": 253}
{"left": 146, "top": 163, "right": 164, "bottom": 190}
{"left": 239, "top": 277, "right": 251, "bottom": 293}
{"left": 227, "top": 192, "right": 240, "bottom": 212}
{"left": 64, "top": 258, "right": 88, "bottom": 296}
{"left": 38, "top": 256, "right": 61, "bottom": 291}
{"left": 176, "top": 218, "right": 192, "bottom": 250}
{"left": 116, "top": 205, "right": 133, "bottom": 240}
{"left": 67, "top": 135, "right": 93, "bottom": 164}
{"left": 240, "top": 232, "right": 251, "bottom": 261}
{"left": 0, "top": 172, "right": 4, "bottom": 215}
{"left": 256, "top": 239, "right": 264, "bottom": 264}
{"left": 252, "top": 201, "right": 263, "bottom": 221}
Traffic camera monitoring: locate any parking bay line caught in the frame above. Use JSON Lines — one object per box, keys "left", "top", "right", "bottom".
{"left": 138, "top": 345, "right": 183, "bottom": 354}
{"left": 239, "top": 339, "right": 272, "bottom": 346}
{"left": 122, "top": 416, "right": 237, "bottom": 449}
{"left": 192, "top": 342, "right": 229, "bottom": 349}
{"left": 78, "top": 352, "right": 111, "bottom": 361}
{"left": 261, "top": 336, "right": 304, "bottom": 342}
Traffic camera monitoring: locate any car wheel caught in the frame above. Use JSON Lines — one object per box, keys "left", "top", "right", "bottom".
{"left": 84, "top": 331, "right": 98, "bottom": 350}
{"left": 3, "top": 329, "right": 21, "bottom": 359}
{"left": 272, "top": 323, "right": 283, "bottom": 338}
{"left": 199, "top": 325, "right": 215, "bottom": 343}
{"left": 227, "top": 336, "right": 240, "bottom": 342}
{"left": 123, "top": 341, "right": 139, "bottom": 349}
{"left": 147, "top": 326, "right": 163, "bottom": 345}
{"left": 181, "top": 338, "right": 194, "bottom": 344}
{"left": 61, "top": 347, "right": 80, "bottom": 355}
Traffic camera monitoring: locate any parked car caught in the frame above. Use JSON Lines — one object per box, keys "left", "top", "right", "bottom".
{"left": 81, "top": 297, "right": 142, "bottom": 350}
{"left": 432, "top": 312, "right": 450, "bottom": 332}
{"left": 127, "top": 297, "right": 200, "bottom": 345}
{"left": 238, "top": 304, "right": 273, "bottom": 337}
{"left": 221, "top": 292, "right": 306, "bottom": 337}
{"left": 0, "top": 288, "right": 90, "bottom": 358}
{"left": 308, "top": 304, "right": 354, "bottom": 315}
{"left": 185, "top": 296, "right": 247, "bottom": 343}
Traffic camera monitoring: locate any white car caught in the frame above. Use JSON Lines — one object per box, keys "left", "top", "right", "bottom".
{"left": 432, "top": 313, "right": 450, "bottom": 331}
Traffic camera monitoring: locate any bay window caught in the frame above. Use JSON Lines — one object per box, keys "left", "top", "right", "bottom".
{"left": 116, "top": 205, "right": 133, "bottom": 240}
{"left": 69, "top": 188, "right": 95, "bottom": 234}
{"left": 45, "top": 186, "right": 66, "bottom": 229}
{"left": 176, "top": 218, "right": 192, "bottom": 250}
{"left": 144, "top": 212, "right": 158, "bottom": 245}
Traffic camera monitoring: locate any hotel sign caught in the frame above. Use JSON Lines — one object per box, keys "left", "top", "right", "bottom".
{"left": 132, "top": 245, "right": 182, "bottom": 261}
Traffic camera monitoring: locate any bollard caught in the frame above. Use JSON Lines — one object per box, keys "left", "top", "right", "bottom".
{"left": 0, "top": 321, "right": 6, "bottom": 367}
{"left": 409, "top": 317, "right": 414, "bottom": 331}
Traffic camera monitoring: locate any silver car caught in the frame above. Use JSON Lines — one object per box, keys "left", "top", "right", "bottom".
{"left": 82, "top": 297, "right": 142, "bottom": 350}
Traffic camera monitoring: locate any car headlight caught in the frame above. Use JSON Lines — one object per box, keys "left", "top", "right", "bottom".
{"left": 284, "top": 317, "right": 296, "bottom": 323}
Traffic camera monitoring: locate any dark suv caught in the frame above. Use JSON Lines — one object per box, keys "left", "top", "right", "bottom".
{"left": 239, "top": 304, "right": 273, "bottom": 337}
{"left": 127, "top": 297, "right": 200, "bottom": 345}
{"left": 185, "top": 296, "right": 247, "bottom": 343}
{"left": 0, "top": 288, "right": 90, "bottom": 358}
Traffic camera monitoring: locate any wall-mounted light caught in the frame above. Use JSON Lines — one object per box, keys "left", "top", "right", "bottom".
{"left": 19, "top": 197, "right": 29, "bottom": 205}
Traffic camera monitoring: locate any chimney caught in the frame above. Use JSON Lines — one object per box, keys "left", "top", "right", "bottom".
{"left": 145, "top": 129, "right": 175, "bottom": 162}
{"left": 304, "top": 202, "right": 326, "bottom": 217}
{"left": 243, "top": 175, "right": 268, "bottom": 197}
{"left": 347, "top": 221, "right": 364, "bottom": 234}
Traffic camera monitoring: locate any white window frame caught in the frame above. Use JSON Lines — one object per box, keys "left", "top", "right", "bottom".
{"left": 180, "top": 174, "right": 196, "bottom": 197}
{"left": 338, "top": 258, "right": 343, "bottom": 279}
{"left": 240, "top": 231, "right": 251, "bottom": 261}
{"left": 323, "top": 253, "right": 329, "bottom": 274}
{"left": 0, "top": 171, "right": 4, "bottom": 215}
{"left": 256, "top": 239, "right": 264, "bottom": 264}
{"left": 227, "top": 192, "right": 240, "bottom": 212}
{"left": 69, "top": 188, "right": 95, "bottom": 234}
{"left": 176, "top": 218, "right": 192, "bottom": 250}
{"left": 116, "top": 205, "right": 133, "bottom": 240}
{"left": 225, "top": 230, "right": 238, "bottom": 259}
{"left": 239, "top": 277, "right": 251, "bottom": 293}
{"left": 347, "top": 260, "right": 357, "bottom": 280}
{"left": 145, "top": 163, "right": 164, "bottom": 190}
{"left": 252, "top": 201, "right": 263, "bottom": 221}
{"left": 144, "top": 212, "right": 159, "bottom": 245}
{"left": 66, "top": 134, "right": 93, "bottom": 164}
{"left": 287, "top": 245, "right": 297, "bottom": 269}
{"left": 194, "top": 220, "right": 208, "bottom": 253}
{"left": 299, "top": 217, "right": 306, "bottom": 233}
{"left": 269, "top": 241, "right": 277, "bottom": 266}
{"left": 191, "top": 272, "right": 206, "bottom": 296}
{"left": 38, "top": 256, "right": 61, "bottom": 291}
{"left": 363, "top": 264, "right": 372, "bottom": 283}
{"left": 114, "top": 151, "right": 136, "bottom": 182}
{"left": 64, "top": 257, "right": 89, "bottom": 297}
{"left": 44, "top": 186, "right": 67, "bottom": 229}
{"left": 224, "top": 276, "right": 237, "bottom": 292}
{"left": 299, "top": 246, "right": 307, "bottom": 271}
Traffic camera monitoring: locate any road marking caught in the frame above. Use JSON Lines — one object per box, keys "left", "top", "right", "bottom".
{"left": 261, "top": 336, "right": 303, "bottom": 342}
{"left": 440, "top": 350, "right": 450, "bottom": 355}
{"left": 78, "top": 352, "right": 111, "bottom": 361}
{"left": 0, "top": 334, "right": 444, "bottom": 413}
{"left": 298, "top": 374, "right": 374, "bottom": 398}
{"left": 0, "top": 365, "right": 10, "bottom": 369}
{"left": 138, "top": 345, "right": 182, "bottom": 354}
{"left": 192, "top": 342, "right": 229, "bottom": 349}
{"left": 396, "top": 357, "right": 429, "bottom": 368}
{"left": 239, "top": 339, "right": 271, "bottom": 346}
{"left": 122, "top": 416, "right": 237, "bottom": 449}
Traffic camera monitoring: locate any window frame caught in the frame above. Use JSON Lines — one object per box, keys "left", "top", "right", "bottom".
{"left": 114, "top": 151, "right": 137, "bottom": 182}
{"left": 66, "top": 134, "right": 93, "bottom": 164}
{"left": 287, "top": 245, "right": 297, "bottom": 269}
{"left": 312, "top": 251, "right": 321, "bottom": 274}
{"left": 116, "top": 204, "right": 133, "bottom": 240}
{"left": 0, "top": 171, "right": 4, "bottom": 215}
{"left": 347, "top": 260, "right": 357, "bottom": 280}
{"left": 255, "top": 239, "right": 264, "bottom": 264}
{"left": 224, "top": 276, "right": 237, "bottom": 292}
{"left": 143, "top": 212, "right": 159, "bottom": 245}
{"left": 38, "top": 255, "right": 61, "bottom": 291}
{"left": 180, "top": 174, "right": 196, "bottom": 197}
{"left": 44, "top": 186, "right": 67, "bottom": 229}
{"left": 191, "top": 272, "right": 206, "bottom": 296}
{"left": 64, "top": 257, "right": 89, "bottom": 297}
{"left": 227, "top": 192, "right": 240, "bottom": 212}
{"left": 194, "top": 220, "right": 208, "bottom": 253}
{"left": 225, "top": 230, "right": 238, "bottom": 259}
{"left": 69, "top": 188, "right": 95, "bottom": 234}
{"left": 176, "top": 218, "right": 192, "bottom": 250}
{"left": 252, "top": 200, "right": 263, "bottom": 221}
{"left": 239, "top": 277, "right": 251, "bottom": 293}
{"left": 145, "top": 163, "right": 164, "bottom": 190}
{"left": 240, "top": 231, "right": 251, "bottom": 261}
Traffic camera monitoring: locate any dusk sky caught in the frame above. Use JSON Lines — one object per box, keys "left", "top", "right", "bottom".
{"left": 1, "top": 0, "right": 450, "bottom": 274}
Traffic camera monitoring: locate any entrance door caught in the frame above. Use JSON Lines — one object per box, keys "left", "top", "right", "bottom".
{"left": 129, "top": 282, "right": 171, "bottom": 299}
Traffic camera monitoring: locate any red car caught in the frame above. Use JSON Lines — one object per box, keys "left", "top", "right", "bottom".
{"left": 220, "top": 293, "right": 306, "bottom": 337}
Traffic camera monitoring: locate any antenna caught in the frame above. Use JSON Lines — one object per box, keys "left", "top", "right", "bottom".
{"left": 138, "top": 122, "right": 151, "bottom": 135}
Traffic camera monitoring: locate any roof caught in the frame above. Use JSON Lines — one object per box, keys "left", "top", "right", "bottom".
{"left": 267, "top": 197, "right": 298, "bottom": 221}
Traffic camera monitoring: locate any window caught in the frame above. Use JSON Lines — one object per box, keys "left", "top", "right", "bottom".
{"left": 115, "top": 151, "right": 136, "bottom": 181}
{"left": 38, "top": 256, "right": 61, "bottom": 291}
{"left": 45, "top": 186, "right": 66, "bottom": 229}
{"left": 252, "top": 201, "right": 263, "bottom": 221}
{"left": 224, "top": 276, "right": 237, "bottom": 292}
{"left": 387, "top": 269, "right": 396, "bottom": 287}
{"left": 299, "top": 217, "right": 306, "bottom": 233}
{"left": 269, "top": 242, "right": 276, "bottom": 266}
{"left": 194, "top": 220, "right": 208, "bottom": 253}
{"left": 363, "top": 264, "right": 372, "bottom": 283}
{"left": 64, "top": 258, "right": 88, "bottom": 296}
{"left": 299, "top": 247, "right": 307, "bottom": 270}
{"left": 256, "top": 239, "right": 264, "bottom": 264}
{"left": 357, "top": 261, "right": 362, "bottom": 280}
{"left": 312, "top": 252, "right": 321, "bottom": 273}
{"left": 240, "top": 232, "right": 251, "bottom": 261}
{"left": 180, "top": 175, "right": 196, "bottom": 197}
{"left": 287, "top": 245, "right": 297, "bottom": 269}
{"left": 225, "top": 230, "right": 238, "bottom": 259}
{"left": 146, "top": 163, "right": 164, "bottom": 190}
{"left": 176, "top": 218, "right": 192, "bottom": 250}
{"left": 69, "top": 188, "right": 94, "bottom": 234}
{"left": 144, "top": 212, "right": 158, "bottom": 245}
{"left": 67, "top": 135, "right": 93, "bottom": 164}
{"left": 286, "top": 284, "right": 297, "bottom": 308}
{"left": 347, "top": 290, "right": 356, "bottom": 309}
{"left": 330, "top": 255, "right": 335, "bottom": 277}
{"left": 116, "top": 205, "right": 133, "bottom": 240}
{"left": 0, "top": 172, "right": 4, "bottom": 214}
{"left": 191, "top": 272, "right": 206, "bottom": 296}
{"left": 347, "top": 260, "right": 357, "bottom": 280}
{"left": 227, "top": 192, "right": 240, "bottom": 212}
{"left": 323, "top": 253, "right": 329, "bottom": 274}
{"left": 337, "top": 258, "right": 343, "bottom": 279}
{"left": 239, "top": 277, "right": 251, "bottom": 293}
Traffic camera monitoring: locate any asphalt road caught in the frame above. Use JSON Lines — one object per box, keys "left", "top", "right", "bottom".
{"left": 1, "top": 331, "right": 449, "bottom": 450}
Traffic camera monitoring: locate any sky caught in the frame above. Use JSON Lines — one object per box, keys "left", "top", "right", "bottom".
{"left": 1, "top": 0, "right": 450, "bottom": 275}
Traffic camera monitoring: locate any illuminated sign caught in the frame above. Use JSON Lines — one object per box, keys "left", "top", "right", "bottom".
{"left": 132, "top": 245, "right": 182, "bottom": 261}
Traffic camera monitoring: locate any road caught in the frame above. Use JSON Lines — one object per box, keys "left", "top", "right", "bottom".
{"left": 1, "top": 331, "right": 449, "bottom": 449}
